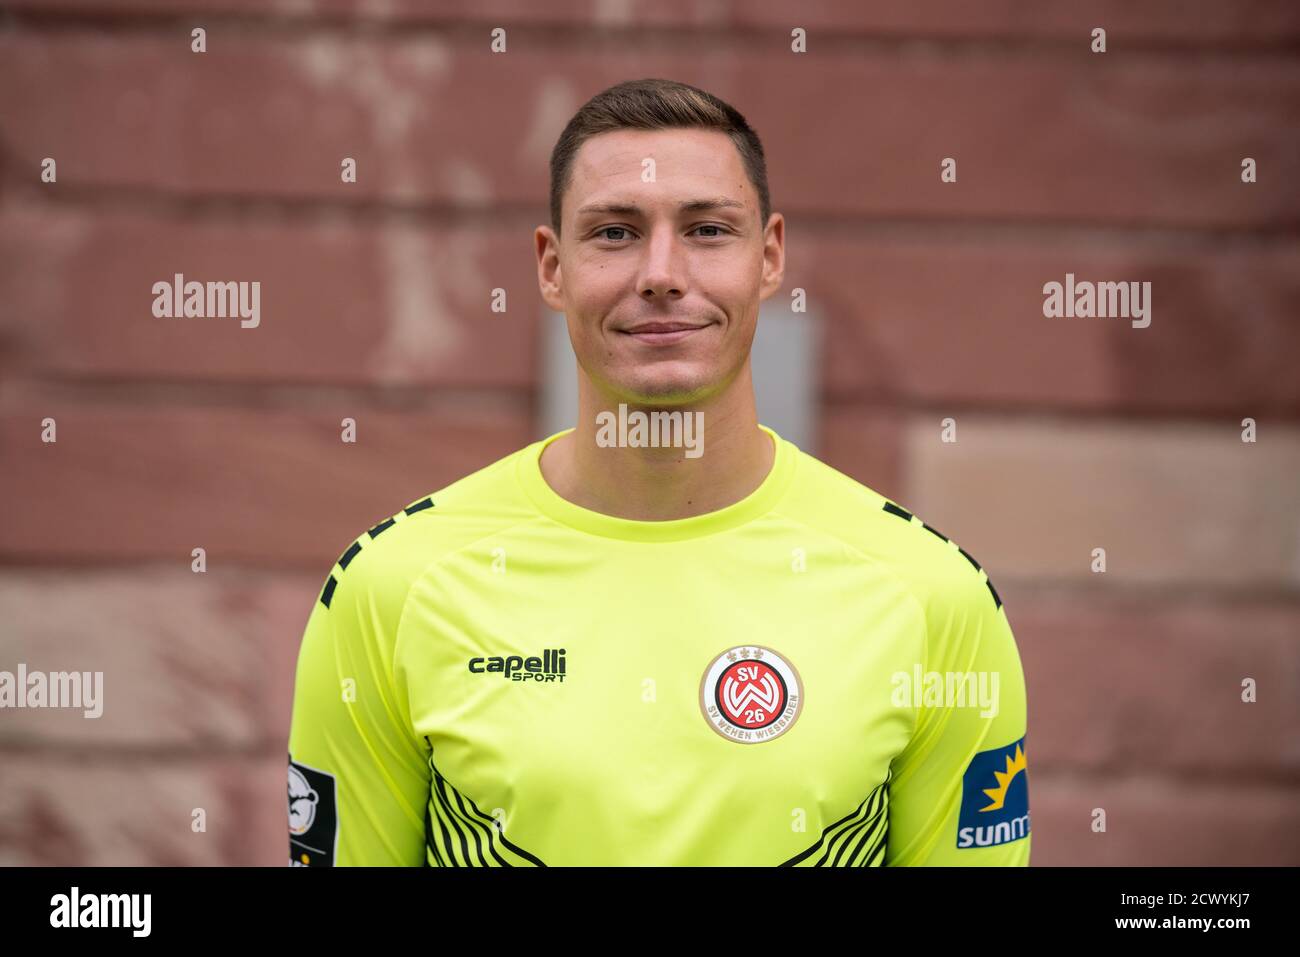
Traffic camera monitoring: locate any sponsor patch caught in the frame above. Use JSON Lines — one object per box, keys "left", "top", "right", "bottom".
{"left": 289, "top": 754, "right": 338, "bottom": 866}
{"left": 956, "top": 735, "right": 1030, "bottom": 848}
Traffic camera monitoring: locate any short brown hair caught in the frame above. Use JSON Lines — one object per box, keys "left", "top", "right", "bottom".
{"left": 548, "top": 78, "right": 771, "bottom": 237}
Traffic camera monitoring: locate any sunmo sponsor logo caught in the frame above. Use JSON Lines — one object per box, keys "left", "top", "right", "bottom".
{"left": 956, "top": 736, "right": 1030, "bottom": 849}
{"left": 468, "top": 649, "right": 567, "bottom": 682}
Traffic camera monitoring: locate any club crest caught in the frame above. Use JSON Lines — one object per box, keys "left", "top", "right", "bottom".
{"left": 699, "top": 645, "right": 802, "bottom": 743}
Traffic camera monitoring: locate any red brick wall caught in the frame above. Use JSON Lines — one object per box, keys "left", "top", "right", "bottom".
{"left": 0, "top": 1, "right": 1297, "bottom": 865}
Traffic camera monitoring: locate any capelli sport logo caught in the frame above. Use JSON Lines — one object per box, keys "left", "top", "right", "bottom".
{"left": 468, "top": 648, "right": 567, "bottom": 682}
{"left": 957, "top": 736, "right": 1030, "bottom": 849}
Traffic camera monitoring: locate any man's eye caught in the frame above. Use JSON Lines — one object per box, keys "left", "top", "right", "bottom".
{"left": 597, "top": 226, "right": 632, "bottom": 241}
{"left": 693, "top": 224, "right": 728, "bottom": 238}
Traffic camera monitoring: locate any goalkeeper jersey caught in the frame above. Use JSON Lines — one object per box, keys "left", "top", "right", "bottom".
{"left": 287, "top": 424, "right": 1031, "bottom": 866}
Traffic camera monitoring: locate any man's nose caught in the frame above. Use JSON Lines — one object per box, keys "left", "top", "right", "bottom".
{"left": 637, "top": 226, "right": 685, "bottom": 300}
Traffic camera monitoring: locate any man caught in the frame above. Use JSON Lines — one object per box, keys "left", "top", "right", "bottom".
{"left": 287, "top": 78, "right": 1030, "bottom": 866}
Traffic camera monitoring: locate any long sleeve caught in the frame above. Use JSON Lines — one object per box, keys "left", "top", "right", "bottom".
{"left": 287, "top": 535, "right": 432, "bottom": 866}
{"left": 884, "top": 558, "right": 1031, "bottom": 866}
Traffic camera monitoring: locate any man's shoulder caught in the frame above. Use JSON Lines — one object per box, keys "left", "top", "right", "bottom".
{"left": 313, "top": 437, "right": 544, "bottom": 609}
{"left": 781, "top": 445, "right": 1004, "bottom": 616}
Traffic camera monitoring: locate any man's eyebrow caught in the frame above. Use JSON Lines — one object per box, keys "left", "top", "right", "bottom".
{"left": 575, "top": 198, "right": 748, "bottom": 216}
{"left": 679, "top": 197, "right": 747, "bottom": 213}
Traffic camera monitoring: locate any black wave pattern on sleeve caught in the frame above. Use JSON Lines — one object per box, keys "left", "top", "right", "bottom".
{"left": 422, "top": 740, "right": 547, "bottom": 867}
{"left": 780, "top": 769, "right": 891, "bottom": 866}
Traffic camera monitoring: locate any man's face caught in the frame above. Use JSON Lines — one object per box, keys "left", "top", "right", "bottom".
{"left": 536, "top": 128, "right": 784, "bottom": 405}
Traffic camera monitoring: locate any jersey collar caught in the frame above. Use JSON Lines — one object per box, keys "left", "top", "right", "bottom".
{"left": 516, "top": 423, "right": 797, "bottom": 542}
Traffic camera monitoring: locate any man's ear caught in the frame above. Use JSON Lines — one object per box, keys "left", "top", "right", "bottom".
{"left": 535, "top": 225, "right": 565, "bottom": 313}
{"left": 758, "top": 212, "right": 786, "bottom": 302}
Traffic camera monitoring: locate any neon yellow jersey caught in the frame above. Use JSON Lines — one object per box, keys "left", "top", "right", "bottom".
{"left": 287, "top": 425, "right": 1031, "bottom": 866}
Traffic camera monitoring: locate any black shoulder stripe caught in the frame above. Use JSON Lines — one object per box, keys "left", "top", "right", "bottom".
{"left": 337, "top": 540, "right": 363, "bottom": 571}
{"left": 880, "top": 503, "right": 1003, "bottom": 614}
{"left": 321, "top": 498, "right": 434, "bottom": 612}
{"left": 319, "top": 574, "right": 338, "bottom": 609}
{"left": 882, "top": 501, "right": 912, "bottom": 522}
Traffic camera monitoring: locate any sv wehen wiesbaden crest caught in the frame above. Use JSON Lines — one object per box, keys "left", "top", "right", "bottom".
{"left": 699, "top": 645, "right": 802, "bottom": 743}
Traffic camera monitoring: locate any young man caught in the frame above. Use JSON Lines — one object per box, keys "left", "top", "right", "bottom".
{"left": 287, "top": 78, "right": 1030, "bottom": 866}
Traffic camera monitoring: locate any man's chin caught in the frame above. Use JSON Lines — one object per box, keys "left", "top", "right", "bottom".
{"left": 608, "top": 369, "right": 719, "bottom": 406}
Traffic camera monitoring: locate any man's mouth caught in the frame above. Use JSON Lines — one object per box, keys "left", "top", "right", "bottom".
{"left": 619, "top": 321, "right": 711, "bottom": 346}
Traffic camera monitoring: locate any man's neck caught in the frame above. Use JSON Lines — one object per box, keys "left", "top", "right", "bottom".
{"left": 539, "top": 369, "right": 775, "bottom": 522}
